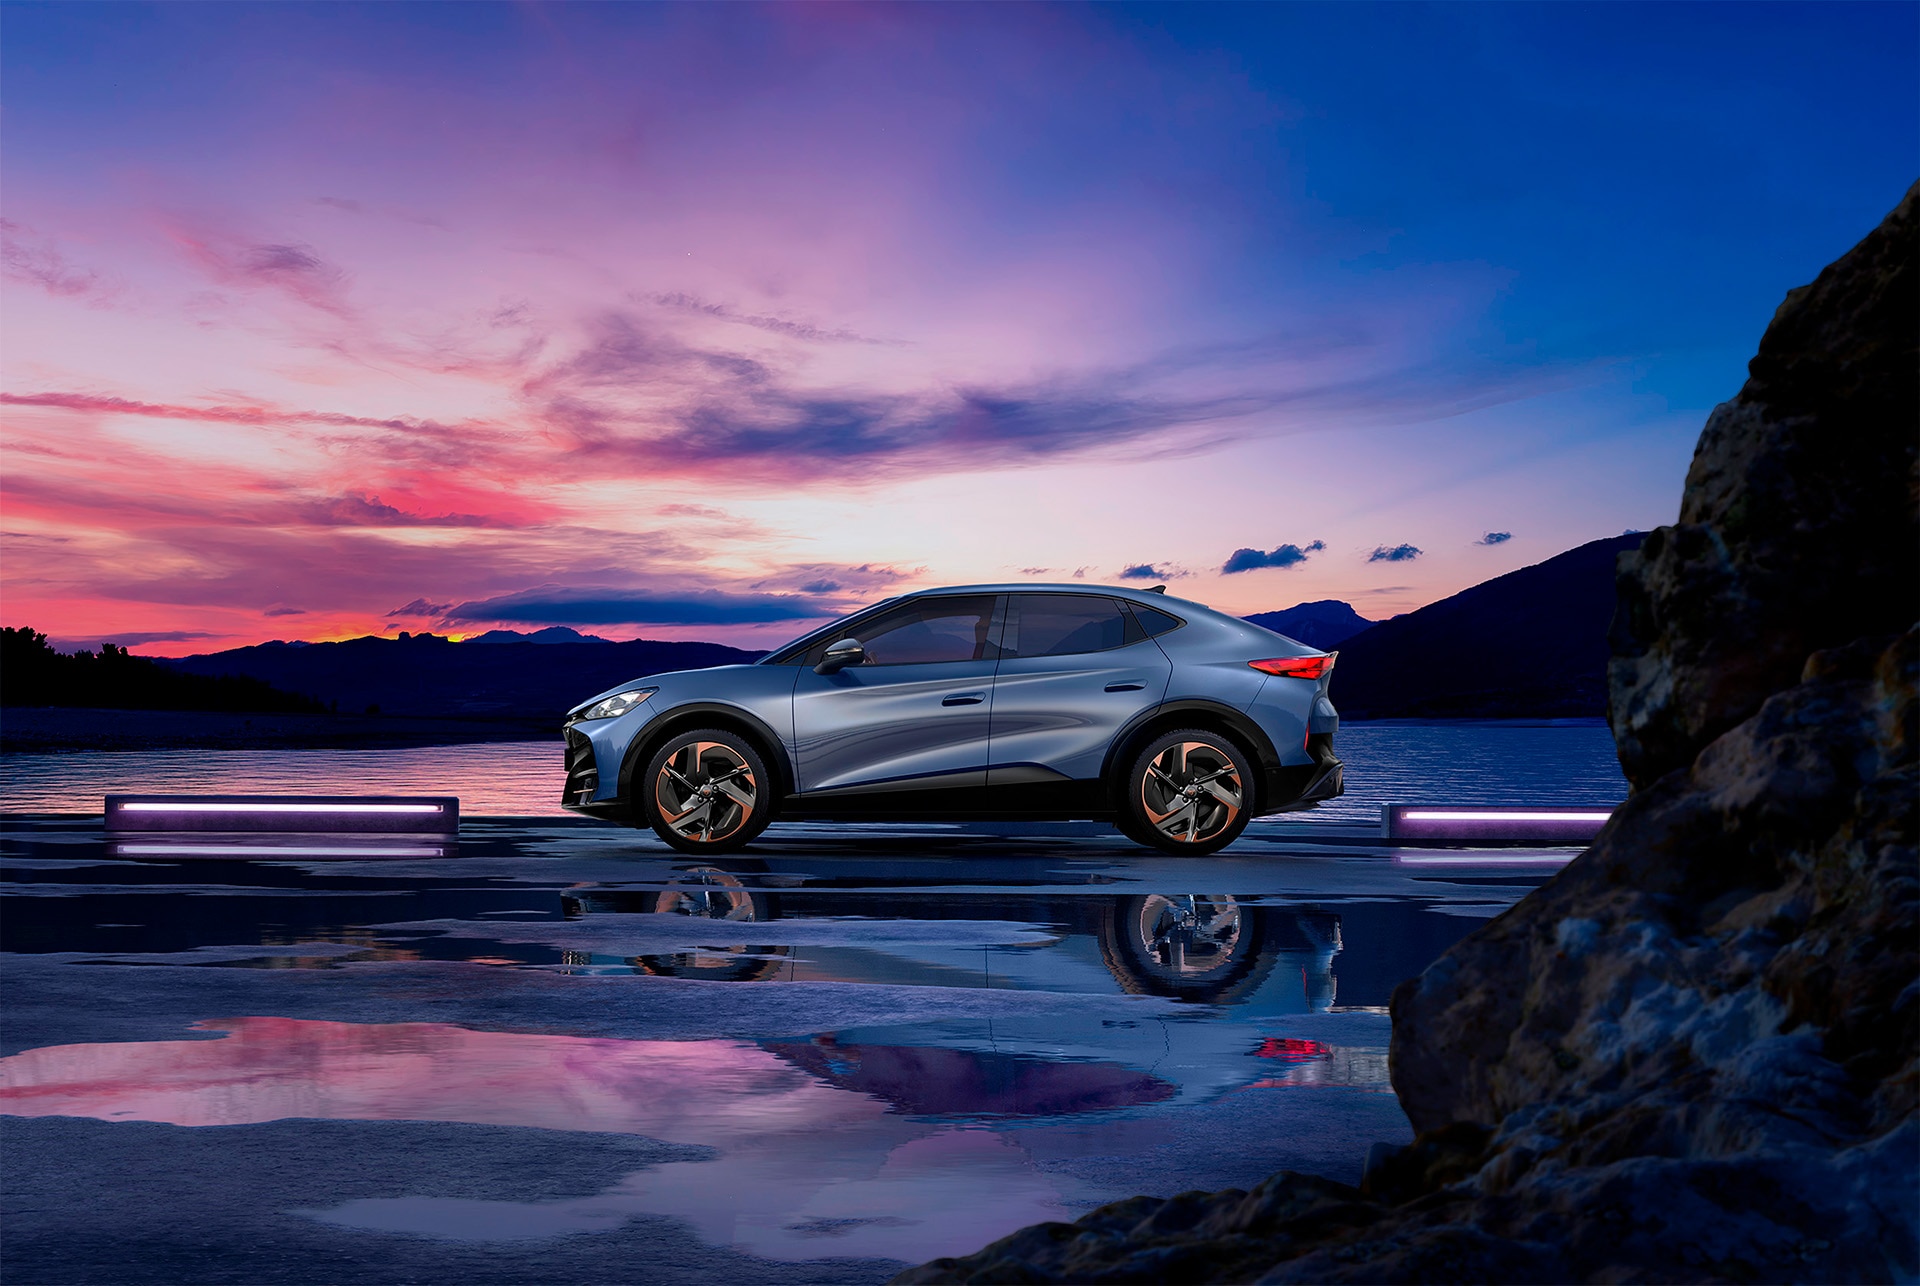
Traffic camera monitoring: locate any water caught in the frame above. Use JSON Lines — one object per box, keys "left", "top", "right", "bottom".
{"left": 1, "top": 816, "right": 1560, "bottom": 1281}
{"left": 0, "top": 722, "right": 1626, "bottom": 817}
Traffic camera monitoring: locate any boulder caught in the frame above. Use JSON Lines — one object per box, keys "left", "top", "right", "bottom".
{"left": 896, "top": 185, "right": 1918, "bottom": 1285}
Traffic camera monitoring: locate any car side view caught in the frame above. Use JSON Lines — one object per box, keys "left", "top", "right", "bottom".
{"left": 562, "top": 584, "right": 1343, "bottom": 854}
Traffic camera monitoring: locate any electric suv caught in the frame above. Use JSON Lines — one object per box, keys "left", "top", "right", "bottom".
{"left": 561, "top": 585, "right": 1343, "bottom": 854}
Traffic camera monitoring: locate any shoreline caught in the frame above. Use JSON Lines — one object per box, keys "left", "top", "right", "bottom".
{"left": 1, "top": 707, "right": 557, "bottom": 753}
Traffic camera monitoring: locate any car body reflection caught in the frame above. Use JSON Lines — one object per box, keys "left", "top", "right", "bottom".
{"left": 562, "top": 865, "right": 1343, "bottom": 1010}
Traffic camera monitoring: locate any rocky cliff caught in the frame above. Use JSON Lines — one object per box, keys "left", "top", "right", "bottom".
{"left": 898, "top": 186, "right": 1918, "bottom": 1285}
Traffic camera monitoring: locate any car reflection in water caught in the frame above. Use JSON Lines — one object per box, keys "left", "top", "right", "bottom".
{"left": 561, "top": 865, "right": 1362, "bottom": 1111}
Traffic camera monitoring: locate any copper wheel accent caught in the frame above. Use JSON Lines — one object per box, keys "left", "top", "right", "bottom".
{"left": 1138, "top": 741, "right": 1243, "bottom": 843}
{"left": 653, "top": 741, "right": 758, "bottom": 844}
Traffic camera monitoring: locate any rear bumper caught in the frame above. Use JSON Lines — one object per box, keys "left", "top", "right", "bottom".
{"left": 1258, "top": 732, "right": 1344, "bottom": 815}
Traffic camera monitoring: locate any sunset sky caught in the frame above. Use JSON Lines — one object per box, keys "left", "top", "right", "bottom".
{"left": 3, "top": 2, "right": 1913, "bottom": 654}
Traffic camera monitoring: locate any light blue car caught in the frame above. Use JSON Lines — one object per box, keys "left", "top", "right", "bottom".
{"left": 562, "top": 584, "right": 1343, "bottom": 854}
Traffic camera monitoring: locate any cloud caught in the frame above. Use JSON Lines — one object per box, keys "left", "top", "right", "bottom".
{"left": 1019, "top": 567, "right": 1051, "bottom": 576}
{"left": 1367, "top": 543, "right": 1423, "bottom": 563}
{"left": 167, "top": 221, "right": 353, "bottom": 317}
{"left": 1221, "top": 539, "right": 1326, "bottom": 574}
{"left": 1, "top": 220, "right": 113, "bottom": 302}
{"left": 300, "top": 492, "right": 507, "bottom": 528}
{"left": 49, "top": 630, "right": 219, "bottom": 651}
{"left": 264, "top": 607, "right": 307, "bottom": 617}
{"left": 1475, "top": 531, "right": 1513, "bottom": 546}
{"left": 441, "top": 585, "right": 837, "bottom": 627}
{"left": 643, "top": 292, "right": 895, "bottom": 345}
{"left": 387, "top": 599, "right": 452, "bottom": 618}
{"left": 1119, "top": 564, "right": 1172, "bottom": 581}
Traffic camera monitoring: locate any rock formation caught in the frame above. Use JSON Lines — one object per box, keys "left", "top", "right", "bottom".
{"left": 897, "top": 185, "right": 1917, "bottom": 1284}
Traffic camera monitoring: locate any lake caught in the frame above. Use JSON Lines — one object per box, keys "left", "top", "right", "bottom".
{"left": 0, "top": 721, "right": 1626, "bottom": 818}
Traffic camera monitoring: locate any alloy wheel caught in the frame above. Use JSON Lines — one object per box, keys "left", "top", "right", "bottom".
{"left": 653, "top": 741, "right": 758, "bottom": 844}
{"left": 1138, "top": 740, "right": 1244, "bottom": 844}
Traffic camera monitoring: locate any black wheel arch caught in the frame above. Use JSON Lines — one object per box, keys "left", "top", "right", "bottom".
{"left": 618, "top": 703, "right": 795, "bottom": 815}
{"left": 1102, "top": 699, "right": 1282, "bottom": 814}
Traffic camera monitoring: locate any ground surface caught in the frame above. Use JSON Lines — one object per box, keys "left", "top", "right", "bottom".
{"left": 0, "top": 816, "right": 1567, "bottom": 1285}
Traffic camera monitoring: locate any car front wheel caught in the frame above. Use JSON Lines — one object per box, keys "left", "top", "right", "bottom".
{"left": 640, "top": 729, "right": 772, "bottom": 854}
{"left": 1120, "top": 729, "right": 1253, "bottom": 855}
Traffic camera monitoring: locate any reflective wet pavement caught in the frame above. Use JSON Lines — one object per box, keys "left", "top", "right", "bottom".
{"left": 0, "top": 816, "right": 1571, "bottom": 1284}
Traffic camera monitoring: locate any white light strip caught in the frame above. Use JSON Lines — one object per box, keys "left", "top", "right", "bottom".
{"left": 1396, "top": 853, "right": 1578, "bottom": 865}
{"left": 1400, "top": 811, "right": 1611, "bottom": 822}
{"left": 116, "top": 844, "right": 445, "bottom": 857}
{"left": 119, "top": 803, "right": 442, "bottom": 814}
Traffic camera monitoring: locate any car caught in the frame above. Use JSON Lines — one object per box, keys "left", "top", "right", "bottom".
{"left": 561, "top": 584, "right": 1343, "bottom": 854}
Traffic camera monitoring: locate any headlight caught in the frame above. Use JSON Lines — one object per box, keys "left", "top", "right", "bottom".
{"left": 577, "top": 688, "right": 656, "bottom": 721}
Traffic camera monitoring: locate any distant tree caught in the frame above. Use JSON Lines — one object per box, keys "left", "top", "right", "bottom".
{"left": 0, "top": 627, "right": 327, "bottom": 713}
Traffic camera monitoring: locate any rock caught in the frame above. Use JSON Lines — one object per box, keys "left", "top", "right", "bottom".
{"left": 895, "top": 186, "right": 1919, "bottom": 1285}
{"left": 1609, "top": 185, "right": 1917, "bottom": 789}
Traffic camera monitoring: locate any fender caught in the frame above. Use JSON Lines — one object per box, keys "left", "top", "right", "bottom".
{"left": 618, "top": 701, "right": 796, "bottom": 806}
{"left": 1101, "top": 698, "right": 1284, "bottom": 810}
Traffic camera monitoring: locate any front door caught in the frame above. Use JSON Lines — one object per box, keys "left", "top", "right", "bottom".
{"left": 988, "top": 594, "right": 1171, "bottom": 812}
{"left": 790, "top": 594, "right": 1004, "bottom": 807}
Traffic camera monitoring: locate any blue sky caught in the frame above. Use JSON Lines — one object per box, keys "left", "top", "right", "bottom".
{"left": 3, "top": 1, "right": 1913, "bottom": 650}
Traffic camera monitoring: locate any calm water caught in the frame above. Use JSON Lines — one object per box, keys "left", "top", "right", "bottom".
{"left": 0, "top": 722, "right": 1626, "bottom": 817}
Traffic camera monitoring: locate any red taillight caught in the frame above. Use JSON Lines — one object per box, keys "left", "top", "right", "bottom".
{"left": 1249, "top": 653, "right": 1336, "bottom": 680}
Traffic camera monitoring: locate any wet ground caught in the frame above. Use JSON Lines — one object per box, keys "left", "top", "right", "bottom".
{"left": 0, "top": 815, "right": 1572, "bottom": 1284}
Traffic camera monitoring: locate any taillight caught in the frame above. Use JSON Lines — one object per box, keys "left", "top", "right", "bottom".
{"left": 1249, "top": 653, "right": 1336, "bottom": 680}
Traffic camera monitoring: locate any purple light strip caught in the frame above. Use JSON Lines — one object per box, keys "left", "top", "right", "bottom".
{"left": 120, "top": 803, "right": 442, "bottom": 814}
{"left": 115, "top": 844, "right": 447, "bottom": 857}
{"left": 1400, "top": 810, "right": 1611, "bottom": 823}
{"left": 1395, "top": 853, "right": 1579, "bottom": 866}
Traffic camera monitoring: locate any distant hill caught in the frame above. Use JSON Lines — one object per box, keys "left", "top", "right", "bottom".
{"left": 162, "top": 632, "right": 763, "bottom": 724}
{"left": 1, "top": 627, "right": 323, "bottom": 714}
{"left": 1243, "top": 600, "right": 1376, "bottom": 650}
{"left": 1329, "top": 533, "right": 1647, "bottom": 719}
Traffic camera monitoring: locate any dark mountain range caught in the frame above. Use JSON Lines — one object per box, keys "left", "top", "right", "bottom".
{"left": 1242, "top": 600, "right": 1376, "bottom": 650}
{"left": 1, "top": 627, "right": 323, "bottom": 714}
{"left": 1328, "top": 532, "right": 1647, "bottom": 719}
{"left": 162, "top": 632, "right": 763, "bottom": 724}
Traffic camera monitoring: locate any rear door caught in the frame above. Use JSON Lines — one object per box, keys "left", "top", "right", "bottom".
{"left": 790, "top": 594, "right": 1004, "bottom": 798}
{"left": 987, "top": 594, "right": 1171, "bottom": 798}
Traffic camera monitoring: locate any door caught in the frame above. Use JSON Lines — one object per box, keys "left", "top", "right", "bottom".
{"left": 988, "top": 594, "right": 1171, "bottom": 809}
{"left": 790, "top": 594, "right": 1004, "bottom": 799}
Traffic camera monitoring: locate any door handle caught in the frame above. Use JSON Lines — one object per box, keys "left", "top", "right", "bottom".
{"left": 942, "top": 692, "right": 986, "bottom": 706}
{"left": 1104, "top": 681, "right": 1146, "bottom": 692}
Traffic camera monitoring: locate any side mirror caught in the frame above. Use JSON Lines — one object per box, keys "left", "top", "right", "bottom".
{"left": 814, "top": 638, "right": 866, "bottom": 675}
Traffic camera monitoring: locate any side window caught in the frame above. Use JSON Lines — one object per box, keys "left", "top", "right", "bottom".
{"left": 811, "top": 595, "right": 999, "bottom": 666}
{"left": 1010, "top": 595, "right": 1134, "bottom": 658}
{"left": 1128, "top": 604, "right": 1184, "bottom": 639}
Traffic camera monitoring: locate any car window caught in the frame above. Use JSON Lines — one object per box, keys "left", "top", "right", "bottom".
{"left": 1010, "top": 594, "right": 1135, "bottom": 658}
{"left": 1128, "top": 603, "right": 1184, "bottom": 638}
{"left": 811, "top": 595, "right": 999, "bottom": 666}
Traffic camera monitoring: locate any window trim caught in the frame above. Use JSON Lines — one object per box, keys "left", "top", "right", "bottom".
{"left": 781, "top": 593, "right": 1005, "bottom": 668}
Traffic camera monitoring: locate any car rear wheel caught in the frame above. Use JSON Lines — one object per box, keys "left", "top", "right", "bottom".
{"left": 1120, "top": 728, "right": 1253, "bottom": 855}
{"left": 641, "top": 729, "right": 772, "bottom": 854}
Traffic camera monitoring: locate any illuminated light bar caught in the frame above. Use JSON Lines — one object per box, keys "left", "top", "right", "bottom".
{"left": 106, "top": 795, "right": 459, "bottom": 835}
{"left": 1400, "top": 811, "right": 1612, "bottom": 822}
{"left": 1383, "top": 802, "right": 1614, "bottom": 847}
{"left": 1250, "top": 653, "right": 1336, "bottom": 680}
{"left": 1395, "top": 853, "right": 1579, "bottom": 866}
{"left": 114, "top": 844, "right": 449, "bottom": 859}
{"left": 122, "top": 803, "right": 442, "bottom": 814}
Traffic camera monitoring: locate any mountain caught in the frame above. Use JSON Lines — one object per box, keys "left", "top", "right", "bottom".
{"left": 162, "top": 632, "right": 763, "bottom": 724}
{"left": 1328, "top": 533, "right": 1647, "bottom": 719}
{"left": 1, "top": 627, "right": 324, "bottom": 713}
{"left": 1242, "top": 600, "right": 1376, "bottom": 650}
{"left": 461, "top": 627, "right": 615, "bottom": 645}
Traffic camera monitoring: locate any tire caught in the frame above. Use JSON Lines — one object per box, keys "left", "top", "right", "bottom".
{"left": 1119, "top": 728, "right": 1254, "bottom": 855}
{"left": 639, "top": 728, "right": 773, "bottom": 854}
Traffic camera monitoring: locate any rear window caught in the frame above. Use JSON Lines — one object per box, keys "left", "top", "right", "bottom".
{"left": 1128, "top": 604, "right": 1183, "bottom": 638}
{"left": 1009, "top": 594, "right": 1135, "bottom": 658}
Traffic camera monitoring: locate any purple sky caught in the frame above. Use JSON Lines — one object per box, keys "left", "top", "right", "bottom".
{"left": 3, "top": 2, "right": 1913, "bottom": 652}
